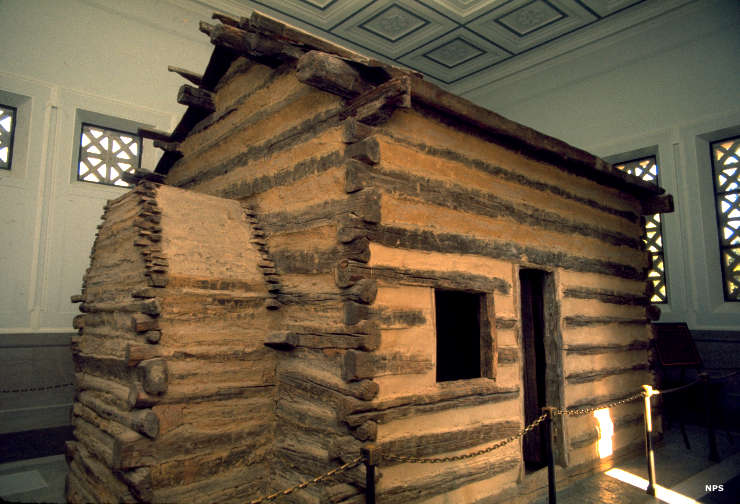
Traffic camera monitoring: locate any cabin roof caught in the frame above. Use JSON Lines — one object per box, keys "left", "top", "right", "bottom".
{"left": 149, "top": 11, "right": 664, "bottom": 201}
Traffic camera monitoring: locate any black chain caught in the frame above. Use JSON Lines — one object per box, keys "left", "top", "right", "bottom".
{"left": 0, "top": 382, "right": 74, "bottom": 394}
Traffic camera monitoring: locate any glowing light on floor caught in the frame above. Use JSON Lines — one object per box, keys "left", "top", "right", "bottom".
{"left": 605, "top": 468, "right": 700, "bottom": 504}
{"left": 593, "top": 408, "right": 614, "bottom": 458}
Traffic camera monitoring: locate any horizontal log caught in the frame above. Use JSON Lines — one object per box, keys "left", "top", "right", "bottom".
{"left": 376, "top": 308, "right": 426, "bottom": 328}
{"left": 177, "top": 109, "right": 342, "bottom": 191}
{"left": 566, "top": 340, "right": 649, "bottom": 355}
{"left": 128, "top": 384, "right": 160, "bottom": 408}
{"left": 344, "top": 301, "right": 370, "bottom": 326}
{"left": 380, "top": 455, "right": 519, "bottom": 504}
{"left": 342, "top": 118, "right": 374, "bottom": 144}
{"left": 177, "top": 84, "right": 215, "bottom": 113}
{"left": 380, "top": 419, "right": 520, "bottom": 462}
{"left": 498, "top": 347, "right": 519, "bottom": 364}
{"left": 72, "top": 416, "right": 116, "bottom": 468}
{"left": 211, "top": 12, "right": 240, "bottom": 27}
{"left": 248, "top": 11, "right": 382, "bottom": 68}
{"left": 344, "top": 137, "right": 380, "bottom": 165}
{"left": 112, "top": 429, "right": 155, "bottom": 470}
{"left": 203, "top": 21, "right": 304, "bottom": 62}
{"left": 343, "top": 350, "right": 433, "bottom": 381}
{"left": 138, "top": 358, "right": 168, "bottom": 395}
{"left": 296, "top": 50, "right": 371, "bottom": 99}
{"left": 410, "top": 77, "right": 661, "bottom": 199}
{"left": 496, "top": 318, "right": 517, "bottom": 330}
{"left": 342, "top": 236, "right": 371, "bottom": 263}
{"left": 81, "top": 298, "right": 161, "bottom": 315}
{"left": 69, "top": 441, "right": 133, "bottom": 502}
{"left": 641, "top": 194, "right": 674, "bottom": 215}
{"left": 167, "top": 65, "right": 203, "bottom": 86}
{"left": 344, "top": 278, "right": 377, "bottom": 304}
{"left": 359, "top": 160, "right": 642, "bottom": 250}
{"left": 137, "top": 127, "right": 171, "bottom": 142}
{"left": 66, "top": 465, "right": 99, "bottom": 504}
{"left": 340, "top": 77, "right": 410, "bottom": 125}
{"left": 121, "top": 169, "right": 166, "bottom": 185}
{"left": 126, "top": 343, "right": 163, "bottom": 366}
{"left": 368, "top": 225, "right": 644, "bottom": 280}
{"left": 563, "top": 287, "right": 648, "bottom": 306}
{"left": 71, "top": 294, "right": 84, "bottom": 303}
{"left": 75, "top": 372, "right": 134, "bottom": 409}
{"left": 131, "top": 313, "right": 160, "bottom": 332}
{"left": 78, "top": 390, "right": 159, "bottom": 439}
{"left": 564, "top": 315, "right": 649, "bottom": 327}
{"left": 378, "top": 131, "right": 640, "bottom": 224}
{"left": 353, "top": 420, "right": 377, "bottom": 442}
{"left": 119, "top": 467, "right": 152, "bottom": 503}
{"left": 279, "top": 363, "right": 379, "bottom": 402}
{"left": 566, "top": 363, "right": 650, "bottom": 384}
{"left": 334, "top": 260, "right": 511, "bottom": 294}
{"left": 265, "top": 329, "right": 379, "bottom": 351}
{"left": 342, "top": 383, "right": 519, "bottom": 427}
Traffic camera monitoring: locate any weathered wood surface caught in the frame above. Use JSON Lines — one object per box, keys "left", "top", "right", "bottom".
{"left": 379, "top": 420, "right": 519, "bottom": 462}
{"left": 168, "top": 65, "right": 203, "bottom": 85}
{"left": 379, "top": 456, "right": 519, "bottom": 504}
{"left": 177, "top": 84, "right": 215, "bottom": 113}
{"left": 342, "top": 384, "right": 519, "bottom": 427}
{"left": 409, "top": 78, "right": 662, "bottom": 199}
{"left": 335, "top": 260, "right": 511, "bottom": 294}
{"left": 340, "top": 77, "right": 410, "bottom": 125}
{"left": 296, "top": 50, "right": 370, "bottom": 99}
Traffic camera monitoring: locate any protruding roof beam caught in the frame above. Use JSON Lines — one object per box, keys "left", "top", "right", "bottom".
{"left": 176, "top": 84, "right": 215, "bottom": 113}
{"left": 167, "top": 65, "right": 203, "bottom": 86}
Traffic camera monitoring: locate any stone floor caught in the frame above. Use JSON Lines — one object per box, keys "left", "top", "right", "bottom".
{"left": 533, "top": 423, "right": 739, "bottom": 504}
{"left": 0, "top": 424, "right": 736, "bottom": 503}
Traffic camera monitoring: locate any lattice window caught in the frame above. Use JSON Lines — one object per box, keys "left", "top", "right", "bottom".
{"left": 615, "top": 156, "right": 668, "bottom": 303}
{"left": 0, "top": 104, "right": 17, "bottom": 170}
{"left": 78, "top": 124, "right": 141, "bottom": 187}
{"left": 710, "top": 136, "right": 740, "bottom": 301}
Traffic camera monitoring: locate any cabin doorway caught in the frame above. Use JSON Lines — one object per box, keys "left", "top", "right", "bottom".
{"left": 519, "top": 268, "right": 560, "bottom": 471}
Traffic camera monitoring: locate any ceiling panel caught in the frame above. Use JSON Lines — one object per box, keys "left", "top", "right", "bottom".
{"left": 466, "top": 0, "right": 597, "bottom": 54}
{"left": 331, "top": 0, "right": 458, "bottom": 59}
{"left": 227, "top": 0, "right": 694, "bottom": 91}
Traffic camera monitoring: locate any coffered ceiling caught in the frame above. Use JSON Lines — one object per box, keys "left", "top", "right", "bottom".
{"left": 207, "top": 0, "right": 695, "bottom": 94}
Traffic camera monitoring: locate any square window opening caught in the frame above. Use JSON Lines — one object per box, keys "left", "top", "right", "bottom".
{"left": 76, "top": 121, "right": 142, "bottom": 188}
{"left": 435, "top": 289, "right": 492, "bottom": 382}
{"left": 0, "top": 103, "right": 18, "bottom": 171}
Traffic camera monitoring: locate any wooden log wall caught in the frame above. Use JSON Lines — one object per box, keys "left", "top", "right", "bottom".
{"left": 68, "top": 184, "right": 278, "bottom": 503}
{"left": 73, "top": 12, "right": 663, "bottom": 503}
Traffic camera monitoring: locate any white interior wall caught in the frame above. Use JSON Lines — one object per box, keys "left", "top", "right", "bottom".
{"left": 464, "top": 0, "right": 740, "bottom": 331}
{"left": 0, "top": 0, "right": 214, "bottom": 432}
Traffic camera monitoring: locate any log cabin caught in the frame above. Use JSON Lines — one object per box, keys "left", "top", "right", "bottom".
{"left": 66, "top": 11, "right": 673, "bottom": 504}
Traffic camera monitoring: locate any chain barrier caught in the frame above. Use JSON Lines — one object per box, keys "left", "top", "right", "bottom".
{"left": 385, "top": 412, "right": 549, "bottom": 464}
{"left": 0, "top": 382, "right": 74, "bottom": 394}
{"left": 553, "top": 390, "right": 647, "bottom": 417}
{"left": 247, "top": 456, "right": 363, "bottom": 504}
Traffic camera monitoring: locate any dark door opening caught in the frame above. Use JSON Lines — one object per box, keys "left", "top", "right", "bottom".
{"left": 520, "top": 269, "right": 549, "bottom": 471}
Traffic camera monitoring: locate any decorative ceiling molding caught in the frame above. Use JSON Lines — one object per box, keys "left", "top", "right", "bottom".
{"left": 189, "top": 0, "right": 699, "bottom": 92}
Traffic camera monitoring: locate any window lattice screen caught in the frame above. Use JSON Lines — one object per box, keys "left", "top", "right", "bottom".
{"left": 711, "top": 136, "right": 740, "bottom": 301}
{"left": 615, "top": 156, "right": 668, "bottom": 303}
{"left": 0, "top": 104, "right": 17, "bottom": 170}
{"left": 78, "top": 124, "right": 141, "bottom": 187}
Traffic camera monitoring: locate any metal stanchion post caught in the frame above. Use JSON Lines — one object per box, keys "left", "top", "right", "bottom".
{"left": 543, "top": 407, "right": 557, "bottom": 504}
{"left": 642, "top": 385, "right": 658, "bottom": 496}
{"left": 361, "top": 443, "right": 378, "bottom": 504}
{"left": 700, "top": 373, "right": 720, "bottom": 462}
